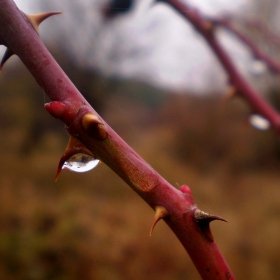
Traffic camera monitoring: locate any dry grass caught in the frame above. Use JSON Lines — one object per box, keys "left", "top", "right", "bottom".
{"left": 1, "top": 65, "right": 280, "bottom": 279}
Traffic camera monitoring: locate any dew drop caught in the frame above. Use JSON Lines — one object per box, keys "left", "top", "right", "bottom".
{"left": 63, "top": 153, "right": 99, "bottom": 173}
{"left": 249, "top": 114, "right": 270, "bottom": 130}
{"left": 250, "top": 59, "right": 267, "bottom": 76}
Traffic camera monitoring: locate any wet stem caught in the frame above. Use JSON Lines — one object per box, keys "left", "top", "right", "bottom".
{"left": 4, "top": 0, "right": 280, "bottom": 279}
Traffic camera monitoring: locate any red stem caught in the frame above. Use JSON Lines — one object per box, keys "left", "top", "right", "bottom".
{"left": 0, "top": 0, "right": 235, "bottom": 279}
{"left": 215, "top": 18, "right": 280, "bottom": 73}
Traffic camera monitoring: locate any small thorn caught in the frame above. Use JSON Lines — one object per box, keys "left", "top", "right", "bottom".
{"left": 225, "top": 85, "right": 237, "bottom": 99}
{"left": 26, "top": 11, "right": 62, "bottom": 33}
{"left": 204, "top": 21, "right": 214, "bottom": 32}
{"left": 55, "top": 161, "right": 63, "bottom": 182}
{"left": 194, "top": 209, "right": 227, "bottom": 241}
{"left": 82, "top": 113, "right": 108, "bottom": 140}
{"left": 194, "top": 209, "right": 227, "bottom": 223}
{"left": 150, "top": 205, "right": 169, "bottom": 236}
{"left": 0, "top": 12, "right": 61, "bottom": 70}
{"left": 0, "top": 48, "right": 14, "bottom": 69}
{"left": 218, "top": 85, "right": 237, "bottom": 110}
{"left": 55, "top": 136, "right": 94, "bottom": 181}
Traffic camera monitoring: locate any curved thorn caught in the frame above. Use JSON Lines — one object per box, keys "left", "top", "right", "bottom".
{"left": 55, "top": 136, "right": 94, "bottom": 181}
{"left": 55, "top": 158, "right": 64, "bottom": 182}
{"left": 194, "top": 209, "right": 228, "bottom": 223}
{"left": 194, "top": 209, "right": 227, "bottom": 242}
{"left": 0, "top": 12, "right": 62, "bottom": 70}
{"left": 26, "top": 11, "right": 62, "bottom": 33}
{"left": 149, "top": 205, "right": 169, "bottom": 236}
{"left": 0, "top": 48, "right": 14, "bottom": 69}
{"left": 225, "top": 85, "right": 237, "bottom": 99}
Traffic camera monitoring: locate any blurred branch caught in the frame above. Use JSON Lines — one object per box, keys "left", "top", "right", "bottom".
{"left": 0, "top": 0, "right": 234, "bottom": 279}
{"left": 163, "top": 0, "right": 280, "bottom": 134}
{"left": 241, "top": 17, "right": 280, "bottom": 48}
{"left": 214, "top": 17, "right": 280, "bottom": 73}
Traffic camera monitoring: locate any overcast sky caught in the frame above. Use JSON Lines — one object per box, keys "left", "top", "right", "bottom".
{"left": 11, "top": 0, "right": 264, "bottom": 93}
{"left": 14, "top": 0, "right": 246, "bottom": 13}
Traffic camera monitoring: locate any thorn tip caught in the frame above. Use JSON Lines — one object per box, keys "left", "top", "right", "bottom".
{"left": 1, "top": 48, "right": 14, "bottom": 69}
{"left": 194, "top": 209, "right": 227, "bottom": 241}
{"left": 26, "top": 11, "right": 62, "bottom": 32}
{"left": 0, "top": 11, "right": 62, "bottom": 69}
{"left": 55, "top": 136, "right": 94, "bottom": 180}
{"left": 194, "top": 209, "right": 227, "bottom": 223}
{"left": 150, "top": 205, "right": 169, "bottom": 236}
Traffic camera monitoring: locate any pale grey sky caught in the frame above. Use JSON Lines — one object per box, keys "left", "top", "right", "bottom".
{"left": 11, "top": 0, "right": 267, "bottom": 94}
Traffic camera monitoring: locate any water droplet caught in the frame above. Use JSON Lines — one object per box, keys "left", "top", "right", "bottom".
{"left": 250, "top": 59, "right": 267, "bottom": 76}
{"left": 63, "top": 153, "right": 99, "bottom": 173}
{"left": 249, "top": 114, "right": 270, "bottom": 130}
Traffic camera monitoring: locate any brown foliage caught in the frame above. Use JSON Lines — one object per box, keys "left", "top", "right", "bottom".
{"left": 1, "top": 62, "right": 280, "bottom": 279}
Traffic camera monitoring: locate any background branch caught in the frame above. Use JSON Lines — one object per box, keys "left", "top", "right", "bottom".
{"left": 214, "top": 17, "right": 280, "bottom": 74}
{"left": 163, "top": 0, "right": 280, "bottom": 134}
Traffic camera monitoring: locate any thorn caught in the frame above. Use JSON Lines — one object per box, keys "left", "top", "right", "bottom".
{"left": 55, "top": 136, "right": 94, "bottom": 181}
{"left": 225, "top": 85, "right": 237, "bottom": 99}
{"left": 0, "top": 48, "right": 14, "bottom": 69}
{"left": 0, "top": 11, "right": 61, "bottom": 70}
{"left": 26, "top": 11, "right": 62, "bottom": 33}
{"left": 194, "top": 209, "right": 227, "bottom": 242}
{"left": 218, "top": 85, "right": 237, "bottom": 111}
{"left": 82, "top": 113, "right": 108, "bottom": 140}
{"left": 149, "top": 205, "right": 169, "bottom": 236}
{"left": 194, "top": 209, "right": 227, "bottom": 223}
{"left": 204, "top": 21, "right": 214, "bottom": 32}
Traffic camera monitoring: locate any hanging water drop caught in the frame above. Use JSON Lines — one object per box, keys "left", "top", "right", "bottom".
{"left": 249, "top": 114, "right": 270, "bottom": 130}
{"left": 63, "top": 153, "right": 99, "bottom": 172}
{"left": 250, "top": 59, "right": 267, "bottom": 76}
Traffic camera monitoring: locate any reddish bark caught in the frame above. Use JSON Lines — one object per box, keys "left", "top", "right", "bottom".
{"left": 0, "top": 0, "right": 235, "bottom": 279}
{"left": 214, "top": 18, "right": 280, "bottom": 73}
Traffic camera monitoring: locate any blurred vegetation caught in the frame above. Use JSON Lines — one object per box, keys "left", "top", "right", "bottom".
{"left": 1, "top": 48, "right": 280, "bottom": 280}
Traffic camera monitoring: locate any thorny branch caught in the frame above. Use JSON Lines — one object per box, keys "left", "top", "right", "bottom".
{"left": 0, "top": 0, "right": 234, "bottom": 279}
{"left": 2, "top": 0, "right": 280, "bottom": 279}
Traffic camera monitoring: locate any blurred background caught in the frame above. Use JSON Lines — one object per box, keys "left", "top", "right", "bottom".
{"left": 1, "top": 0, "right": 280, "bottom": 279}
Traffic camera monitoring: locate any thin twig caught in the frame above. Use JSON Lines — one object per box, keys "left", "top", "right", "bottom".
{"left": 214, "top": 17, "right": 280, "bottom": 73}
